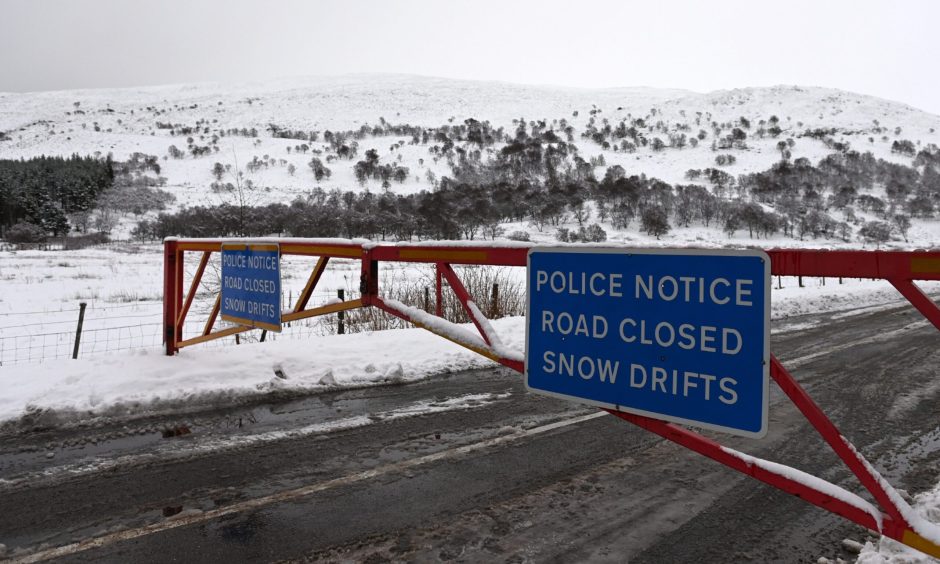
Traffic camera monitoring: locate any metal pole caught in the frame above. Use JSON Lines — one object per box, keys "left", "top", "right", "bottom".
{"left": 72, "top": 302, "right": 87, "bottom": 359}
{"left": 490, "top": 282, "right": 499, "bottom": 318}
{"left": 163, "top": 239, "right": 179, "bottom": 355}
{"left": 337, "top": 289, "right": 345, "bottom": 334}
{"left": 435, "top": 263, "right": 443, "bottom": 318}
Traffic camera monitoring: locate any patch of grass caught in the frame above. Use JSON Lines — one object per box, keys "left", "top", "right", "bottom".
{"left": 71, "top": 272, "right": 102, "bottom": 280}
{"left": 316, "top": 265, "right": 524, "bottom": 336}
{"left": 106, "top": 290, "right": 161, "bottom": 303}
{"left": 72, "top": 289, "right": 100, "bottom": 301}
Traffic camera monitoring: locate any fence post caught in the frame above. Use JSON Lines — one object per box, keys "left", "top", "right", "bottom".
{"left": 337, "top": 289, "right": 345, "bottom": 334}
{"left": 72, "top": 302, "right": 87, "bottom": 360}
{"left": 435, "top": 264, "right": 443, "bottom": 317}
{"left": 799, "top": 276, "right": 804, "bottom": 288}
{"left": 163, "top": 238, "right": 180, "bottom": 355}
{"left": 490, "top": 283, "right": 499, "bottom": 318}
{"left": 424, "top": 287, "right": 430, "bottom": 313}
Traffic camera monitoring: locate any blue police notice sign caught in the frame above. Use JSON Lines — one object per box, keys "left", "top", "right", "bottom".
{"left": 525, "top": 248, "right": 770, "bottom": 438}
{"left": 221, "top": 243, "right": 282, "bottom": 332}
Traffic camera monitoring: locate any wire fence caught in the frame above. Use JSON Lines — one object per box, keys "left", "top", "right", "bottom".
{"left": 1, "top": 262, "right": 532, "bottom": 366}
{"left": 0, "top": 291, "right": 344, "bottom": 366}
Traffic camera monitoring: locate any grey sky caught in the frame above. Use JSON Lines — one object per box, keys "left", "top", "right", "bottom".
{"left": 2, "top": 0, "right": 938, "bottom": 113}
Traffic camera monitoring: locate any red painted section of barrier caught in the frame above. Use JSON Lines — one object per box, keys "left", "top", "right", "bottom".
{"left": 163, "top": 240, "right": 940, "bottom": 556}
{"left": 769, "top": 249, "right": 940, "bottom": 280}
{"left": 607, "top": 409, "right": 889, "bottom": 534}
{"left": 162, "top": 239, "right": 179, "bottom": 356}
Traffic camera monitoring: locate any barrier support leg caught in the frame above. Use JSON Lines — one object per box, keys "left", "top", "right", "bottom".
{"left": 770, "top": 355, "right": 907, "bottom": 530}
{"left": 203, "top": 294, "right": 221, "bottom": 336}
{"left": 294, "top": 256, "right": 330, "bottom": 312}
{"left": 176, "top": 251, "right": 212, "bottom": 342}
{"left": 438, "top": 263, "right": 492, "bottom": 345}
{"left": 890, "top": 279, "right": 940, "bottom": 331}
{"left": 608, "top": 410, "right": 886, "bottom": 533}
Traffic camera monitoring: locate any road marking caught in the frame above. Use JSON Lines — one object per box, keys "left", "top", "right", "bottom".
{"left": 781, "top": 320, "right": 929, "bottom": 369}
{"left": 10, "top": 411, "right": 608, "bottom": 563}
{"left": 0, "top": 392, "right": 513, "bottom": 491}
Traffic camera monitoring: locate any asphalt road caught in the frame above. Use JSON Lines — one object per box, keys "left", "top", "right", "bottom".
{"left": 2, "top": 300, "right": 940, "bottom": 563}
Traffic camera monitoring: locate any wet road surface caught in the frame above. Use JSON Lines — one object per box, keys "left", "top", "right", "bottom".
{"left": 1, "top": 301, "right": 940, "bottom": 563}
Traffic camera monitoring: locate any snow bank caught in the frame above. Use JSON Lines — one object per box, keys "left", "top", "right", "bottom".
{"left": 857, "top": 481, "right": 940, "bottom": 562}
{"left": 0, "top": 316, "right": 526, "bottom": 430}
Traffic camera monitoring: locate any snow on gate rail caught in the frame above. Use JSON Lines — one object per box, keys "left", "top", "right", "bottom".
{"left": 163, "top": 238, "right": 940, "bottom": 558}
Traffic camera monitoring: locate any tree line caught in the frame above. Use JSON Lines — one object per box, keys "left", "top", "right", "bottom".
{"left": 0, "top": 155, "right": 114, "bottom": 236}
{"left": 139, "top": 141, "right": 940, "bottom": 246}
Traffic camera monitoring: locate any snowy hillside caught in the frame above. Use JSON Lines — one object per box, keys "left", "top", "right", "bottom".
{"left": 2, "top": 74, "right": 939, "bottom": 213}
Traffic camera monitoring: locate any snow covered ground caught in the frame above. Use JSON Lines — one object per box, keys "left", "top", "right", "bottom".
{"left": 1, "top": 257, "right": 940, "bottom": 561}
{"left": 0, "top": 240, "right": 940, "bottom": 423}
{"left": 3, "top": 75, "right": 940, "bottom": 560}
{"left": 2, "top": 75, "right": 939, "bottom": 217}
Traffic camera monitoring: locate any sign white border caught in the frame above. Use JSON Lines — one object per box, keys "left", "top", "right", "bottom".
{"left": 220, "top": 241, "right": 283, "bottom": 333}
{"left": 524, "top": 247, "right": 771, "bottom": 439}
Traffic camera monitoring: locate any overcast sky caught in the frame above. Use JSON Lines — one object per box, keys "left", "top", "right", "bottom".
{"left": 2, "top": 0, "right": 938, "bottom": 113}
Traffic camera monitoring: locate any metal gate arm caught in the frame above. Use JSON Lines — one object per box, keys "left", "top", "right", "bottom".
{"left": 608, "top": 409, "right": 885, "bottom": 532}
{"left": 770, "top": 356, "right": 906, "bottom": 526}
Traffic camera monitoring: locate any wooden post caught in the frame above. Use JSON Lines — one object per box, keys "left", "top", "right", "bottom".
{"left": 72, "top": 302, "right": 87, "bottom": 359}
{"left": 490, "top": 283, "right": 499, "bottom": 318}
{"left": 799, "top": 276, "right": 804, "bottom": 288}
{"left": 424, "top": 287, "right": 430, "bottom": 313}
{"left": 337, "top": 289, "right": 345, "bottom": 334}
{"left": 777, "top": 276, "right": 782, "bottom": 290}
{"left": 435, "top": 264, "right": 443, "bottom": 318}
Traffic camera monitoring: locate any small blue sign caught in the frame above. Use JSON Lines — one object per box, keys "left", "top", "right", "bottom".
{"left": 525, "top": 248, "right": 770, "bottom": 438}
{"left": 221, "top": 243, "right": 282, "bottom": 332}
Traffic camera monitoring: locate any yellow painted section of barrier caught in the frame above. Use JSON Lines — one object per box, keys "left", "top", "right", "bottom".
{"left": 408, "top": 320, "right": 499, "bottom": 362}
{"left": 178, "top": 241, "right": 222, "bottom": 252}
{"left": 911, "top": 258, "right": 940, "bottom": 274}
{"left": 902, "top": 529, "right": 940, "bottom": 558}
{"left": 220, "top": 314, "right": 281, "bottom": 333}
{"left": 398, "top": 249, "right": 488, "bottom": 262}
{"left": 280, "top": 244, "right": 362, "bottom": 257}
{"left": 178, "top": 326, "right": 248, "bottom": 348}
{"left": 282, "top": 299, "right": 364, "bottom": 323}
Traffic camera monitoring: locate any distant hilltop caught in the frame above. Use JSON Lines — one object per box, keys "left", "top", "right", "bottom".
{"left": 1, "top": 73, "right": 939, "bottom": 250}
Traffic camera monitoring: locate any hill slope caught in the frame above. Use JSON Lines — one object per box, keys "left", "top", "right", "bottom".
{"left": 2, "top": 74, "right": 939, "bottom": 247}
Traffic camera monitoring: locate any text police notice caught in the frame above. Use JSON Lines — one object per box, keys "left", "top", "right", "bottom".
{"left": 525, "top": 248, "right": 770, "bottom": 438}
{"left": 221, "top": 243, "right": 282, "bottom": 332}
